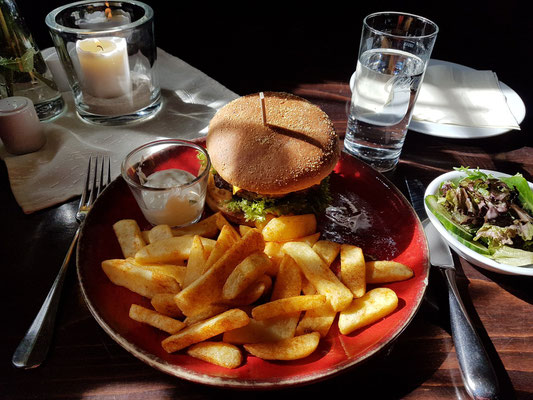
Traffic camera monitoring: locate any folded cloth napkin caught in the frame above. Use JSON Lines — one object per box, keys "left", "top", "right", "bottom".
{"left": 412, "top": 62, "right": 520, "bottom": 130}
{"left": 0, "top": 48, "right": 238, "bottom": 214}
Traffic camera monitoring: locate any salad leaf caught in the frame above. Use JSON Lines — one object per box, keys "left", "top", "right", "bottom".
{"left": 499, "top": 174, "right": 533, "bottom": 214}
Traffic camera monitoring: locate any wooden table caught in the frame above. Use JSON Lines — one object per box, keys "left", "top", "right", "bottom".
{"left": 2, "top": 4, "right": 533, "bottom": 399}
{"left": 2, "top": 79, "right": 532, "bottom": 399}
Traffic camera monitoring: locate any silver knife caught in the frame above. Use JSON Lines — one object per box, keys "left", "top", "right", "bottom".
{"left": 406, "top": 178, "right": 500, "bottom": 400}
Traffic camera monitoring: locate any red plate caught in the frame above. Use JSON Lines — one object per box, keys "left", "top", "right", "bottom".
{"left": 77, "top": 148, "right": 429, "bottom": 389}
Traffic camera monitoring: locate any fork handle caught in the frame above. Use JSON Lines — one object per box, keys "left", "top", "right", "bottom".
{"left": 12, "top": 227, "right": 80, "bottom": 369}
{"left": 443, "top": 268, "right": 500, "bottom": 399}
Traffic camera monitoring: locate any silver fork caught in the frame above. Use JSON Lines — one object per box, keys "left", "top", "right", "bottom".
{"left": 12, "top": 155, "right": 111, "bottom": 369}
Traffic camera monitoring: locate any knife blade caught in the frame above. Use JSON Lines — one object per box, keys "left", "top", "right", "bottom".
{"left": 405, "top": 178, "right": 501, "bottom": 400}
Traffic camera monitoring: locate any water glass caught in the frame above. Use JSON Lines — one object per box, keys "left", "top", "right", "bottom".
{"left": 345, "top": 11, "right": 438, "bottom": 172}
{"left": 122, "top": 140, "right": 211, "bottom": 228}
{"left": 45, "top": 0, "right": 161, "bottom": 125}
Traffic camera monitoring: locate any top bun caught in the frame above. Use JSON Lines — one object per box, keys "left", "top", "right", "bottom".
{"left": 206, "top": 92, "right": 340, "bottom": 195}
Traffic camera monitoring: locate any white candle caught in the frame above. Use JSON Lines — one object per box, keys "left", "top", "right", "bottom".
{"left": 76, "top": 37, "right": 131, "bottom": 98}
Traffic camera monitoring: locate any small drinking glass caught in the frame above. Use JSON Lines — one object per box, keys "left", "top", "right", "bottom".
{"left": 345, "top": 11, "right": 438, "bottom": 172}
{"left": 122, "top": 140, "right": 211, "bottom": 228}
{"left": 45, "top": 0, "right": 161, "bottom": 125}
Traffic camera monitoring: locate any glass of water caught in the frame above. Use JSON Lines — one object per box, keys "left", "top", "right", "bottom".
{"left": 344, "top": 12, "right": 438, "bottom": 172}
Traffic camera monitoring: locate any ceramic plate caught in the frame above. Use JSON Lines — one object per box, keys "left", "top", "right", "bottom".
{"left": 349, "top": 59, "right": 526, "bottom": 139}
{"left": 424, "top": 169, "right": 533, "bottom": 276}
{"left": 77, "top": 146, "right": 429, "bottom": 388}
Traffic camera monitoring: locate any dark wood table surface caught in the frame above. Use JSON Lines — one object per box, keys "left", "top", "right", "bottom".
{"left": 2, "top": 2, "right": 533, "bottom": 399}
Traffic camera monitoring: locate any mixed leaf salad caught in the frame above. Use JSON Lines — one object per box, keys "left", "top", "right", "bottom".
{"left": 425, "top": 167, "right": 533, "bottom": 266}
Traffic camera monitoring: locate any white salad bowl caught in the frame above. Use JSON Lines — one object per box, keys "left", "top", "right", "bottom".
{"left": 424, "top": 169, "right": 533, "bottom": 276}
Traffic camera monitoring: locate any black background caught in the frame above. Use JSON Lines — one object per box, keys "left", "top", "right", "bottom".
{"left": 15, "top": 0, "right": 531, "bottom": 134}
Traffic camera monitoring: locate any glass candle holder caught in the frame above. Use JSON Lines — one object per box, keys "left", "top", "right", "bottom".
{"left": 121, "top": 140, "right": 211, "bottom": 228}
{"left": 45, "top": 0, "right": 161, "bottom": 125}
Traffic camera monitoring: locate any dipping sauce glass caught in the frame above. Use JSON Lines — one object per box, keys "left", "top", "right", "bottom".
{"left": 121, "top": 139, "right": 210, "bottom": 227}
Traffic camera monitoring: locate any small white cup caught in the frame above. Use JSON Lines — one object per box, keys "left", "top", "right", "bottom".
{"left": 0, "top": 97, "right": 46, "bottom": 155}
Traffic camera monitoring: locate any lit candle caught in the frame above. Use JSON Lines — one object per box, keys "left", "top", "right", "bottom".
{"left": 76, "top": 37, "right": 131, "bottom": 98}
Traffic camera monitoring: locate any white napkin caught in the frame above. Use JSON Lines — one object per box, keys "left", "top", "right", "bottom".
{"left": 412, "top": 63, "right": 520, "bottom": 129}
{"left": 0, "top": 48, "right": 238, "bottom": 214}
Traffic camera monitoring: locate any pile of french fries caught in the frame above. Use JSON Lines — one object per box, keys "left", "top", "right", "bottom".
{"left": 102, "top": 212, "right": 413, "bottom": 369}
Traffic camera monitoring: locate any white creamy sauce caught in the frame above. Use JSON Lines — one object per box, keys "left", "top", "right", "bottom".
{"left": 140, "top": 169, "right": 204, "bottom": 227}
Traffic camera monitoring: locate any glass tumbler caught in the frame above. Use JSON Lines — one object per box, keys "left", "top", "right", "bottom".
{"left": 45, "top": 0, "right": 161, "bottom": 125}
{"left": 344, "top": 12, "right": 438, "bottom": 172}
{"left": 122, "top": 140, "right": 211, "bottom": 228}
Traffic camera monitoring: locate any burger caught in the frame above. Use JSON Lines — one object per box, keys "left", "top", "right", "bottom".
{"left": 205, "top": 91, "right": 340, "bottom": 225}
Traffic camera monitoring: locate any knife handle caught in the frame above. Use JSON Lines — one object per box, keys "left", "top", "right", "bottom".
{"left": 443, "top": 268, "right": 500, "bottom": 400}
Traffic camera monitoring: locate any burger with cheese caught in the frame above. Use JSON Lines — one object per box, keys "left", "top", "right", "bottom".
{"left": 205, "top": 91, "right": 340, "bottom": 225}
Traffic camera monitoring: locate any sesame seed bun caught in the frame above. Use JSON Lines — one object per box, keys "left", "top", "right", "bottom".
{"left": 206, "top": 92, "right": 340, "bottom": 195}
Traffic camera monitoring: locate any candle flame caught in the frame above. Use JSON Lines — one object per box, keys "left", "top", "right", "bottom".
{"left": 105, "top": 2, "right": 112, "bottom": 19}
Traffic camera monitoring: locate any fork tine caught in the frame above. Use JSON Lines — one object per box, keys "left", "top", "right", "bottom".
{"left": 87, "top": 156, "right": 97, "bottom": 206}
{"left": 79, "top": 156, "right": 93, "bottom": 209}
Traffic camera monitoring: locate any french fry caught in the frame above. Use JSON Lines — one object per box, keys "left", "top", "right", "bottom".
{"left": 182, "top": 235, "right": 208, "bottom": 288}
{"left": 365, "top": 261, "right": 414, "bottom": 283}
{"left": 338, "top": 287, "right": 398, "bottom": 335}
{"left": 134, "top": 235, "right": 215, "bottom": 264}
{"left": 251, "top": 295, "right": 326, "bottom": 321}
{"left": 131, "top": 259, "right": 186, "bottom": 286}
{"left": 282, "top": 242, "right": 353, "bottom": 312}
{"left": 340, "top": 244, "right": 366, "bottom": 298}
{"left": 183, "top": 304, "right": 229, "bottom": 326}
{"left": 187, "top": 341, "right": 242, "bottom": 369}
{"left": 263, "top": 241, "right": 284, "bottom": 275}
{"left": 171, "top": 212, "right": 221, "bottom": 238}
{"left": 203, "top": 224, "right": 240, "bottom": 272}
{"left": 289, "top": 232, "right": 321, "bottom": 246}
{"left": 271, "top": 255, "right": 302, "bottom": 300}
{"left": 313, "top": 240, "right": 341, "bottom": 266}
{"left": 262, "top": 214, "right": 317, "bottom": 242}
{"left": 239, "top": 224, "right": 257, "bottom": 236}
{"left": 101, "top": 259, "right": 180, "bottom": 298}
{"left": 151, "top": 293, "right": 183, "bottom": 318}
{"left": 147, "top": 224, "right": 173, "bottom": 243}
{"left": 162, "top": 308, "right": 250, "bottom": 353}
{"left": 222, "top": 252, "right": 272, "bottom": 300}
{"left": 296, "top": 302, "right": 336, "bottom": 338}
{"left": 129, "top": 304, "right": 185, "bottom": 334}
{"left": 174, "top": 229, "right": 265, "bottom": 317}
{"left": 243, "top": 332, "right": 320, "bottom": 360}
{"left": 113, "top": 219, "right": 146, "bottom": 258}
{"left": 254, "top": 214, "right": 275, "bottom": 231}
{"left": 222, "top": 317, "right": 295, "bottom": 344}
{"left": 222, "top": 274, "right": 272, "bottom": 306}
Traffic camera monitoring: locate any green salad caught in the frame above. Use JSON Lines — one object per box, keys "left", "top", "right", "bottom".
{"left": 425, "top": 167, "right": 533, "bottom": 267}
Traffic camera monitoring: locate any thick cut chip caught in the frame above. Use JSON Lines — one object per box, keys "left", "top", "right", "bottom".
{"left": 251, "top": 295, "right": 326, "bottom": 321}
{"left": 182, "top": 235, "right": 208, "bottom": 288}
{"left": 131, "top": 259, "right": 186, "bottom": 286}
{"left": 113, "top": 219, "right": 146, "bottom": 258}
{"left": 313, "top": 240, "right": 341, "bottom": 266}
{"left": 134, "top": 235, "right": 215, "bottom": 264}
{"left": 239, "top": 225, "right": 258, "bottom": 236}
{"left": 101, "top": 259, "right": 180, "bottom": 298}
{"left": 174, "top": 230, "right": 265, "bottom": 317}
{"left": 262, "top": 214, "right": 317, "bottom": 242}
{"left": 263, "top": 241, "right": 284, "bottom": 276}
{"left": 147, "top": 224, "right": 173, "bottom": 243}
{"left": 365, "top": 261, "right": 414, "bottom": 283}
{"left": 340, "top": 244, "right": 366, "bottom": 298}
{"left": 171, "top": 212, "right": 221, "bottom": 238}
{"left": 222, "top": 252, "right": 272, "bottom": 300}
{"left": 338, "top": 287, "right": 398, "bottom": 335}
{"left": 254, "top": 214, "right": 275, "bottom": 231}
{"left": 243, "top": 332, "right": 320, "bottom": 360}
{"left": 296, "top": 302, "right": 337, "bottom": 338}
{"left": 187, "top": 341, "right": 242, "bottom": 369}
{"left": 221, "top": 275, "right": 272, "bottom": 306}
{"left": 282, "top": 242, "right": 353, "bottom": 312}
{"left": 203, "top": 224, "right": 240, "bottom": 273}
{"left": 162, "top": 308, "right": 250, "bottom": 353}
{"left": 223, "top": 316, "right": 297, "bottom": 344}
{"left": 271, "top": 255, "right": 302, "bottom": 301}
{"left": 129, "top": 304, "right": 185, "bottom": 334}
{"left": 151, "top": 293, "right": 183, "bottom": 318}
